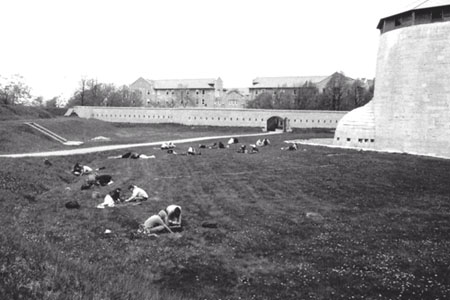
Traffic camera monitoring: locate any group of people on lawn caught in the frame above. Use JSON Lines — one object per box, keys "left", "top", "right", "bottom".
{"left": 72, "top": 161, "right": 180, "bottom": 235}
{"left": 71, "top": 136, "right": 283, "bottom": 235}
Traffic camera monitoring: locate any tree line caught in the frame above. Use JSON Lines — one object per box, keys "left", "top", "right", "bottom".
{"left": 1, "top": 73, "right": 374, "bottom": 111}
{"left": 246, "top": 73, "right": 374, "bottom": 111}
{"left": 66, "top": 78, "right": 142, "bottom": 107}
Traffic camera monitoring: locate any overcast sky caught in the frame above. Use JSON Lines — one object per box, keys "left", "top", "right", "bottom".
{"left": 0, "top": 0, "right": 413, "bottom": 99}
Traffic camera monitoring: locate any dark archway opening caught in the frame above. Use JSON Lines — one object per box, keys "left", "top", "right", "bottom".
{"left": 267, "top": 116, "right": 284, "bottom": 131}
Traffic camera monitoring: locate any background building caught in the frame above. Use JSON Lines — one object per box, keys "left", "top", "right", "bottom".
{"left": 130, "top": 77, "right": 223, "bottom": 108}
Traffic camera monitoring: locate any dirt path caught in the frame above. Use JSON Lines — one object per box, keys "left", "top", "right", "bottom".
{"left": 0, "top": 132, "right": 281, "bottom": 158}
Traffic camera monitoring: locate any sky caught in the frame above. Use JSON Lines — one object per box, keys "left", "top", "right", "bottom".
{"left": 0, "top": 0, "right": 414, "bottom": 100}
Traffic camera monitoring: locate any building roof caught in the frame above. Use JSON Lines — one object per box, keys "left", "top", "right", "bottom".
{"left": 378, "top": 0, "right": 450, "bottom": 27}
{"left": 153, "top": 78, "right": 217, "bottom": 90}
{"left": 250, "top": 76, "right": 329, "bottom": 89}
{"left": 129, "top": 77, "right": 153, "bottom": 87}
{"left": 225, "top": 88, "right": 250, "bottom": 96}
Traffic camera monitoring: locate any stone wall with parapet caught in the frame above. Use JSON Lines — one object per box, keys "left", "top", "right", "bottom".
{"left": 71, "top": 106, "right": 346, "bottom": 130}
{"left": 334, "top": 21, "right": 450, "bottom": 158}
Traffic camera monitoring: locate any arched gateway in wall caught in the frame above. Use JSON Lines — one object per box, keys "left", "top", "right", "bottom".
{"left": 266, "top": 116, "right": 284, "bottom": 131}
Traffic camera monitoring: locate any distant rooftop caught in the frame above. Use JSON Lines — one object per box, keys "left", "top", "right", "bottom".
{"left": 250, "top": 76, "right": 328, "bottom": 89}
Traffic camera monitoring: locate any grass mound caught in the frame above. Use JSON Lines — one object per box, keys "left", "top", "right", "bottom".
{"left": 0, "top": 105, "right": 63, "bottom": 121}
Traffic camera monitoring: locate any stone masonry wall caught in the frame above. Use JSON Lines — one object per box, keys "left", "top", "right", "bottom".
{"left": 71, "top": 106, "right": 346, "bottom": 130}
{"left": 373, "top": 22, "right": 450, "bottom": 157}
{"left": 334, "top": 21, "right": 450, "bottom": 158}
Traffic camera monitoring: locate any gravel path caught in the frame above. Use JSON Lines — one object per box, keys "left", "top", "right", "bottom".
{"left": 0, "top": 132, "right": 281, "bottom": 158}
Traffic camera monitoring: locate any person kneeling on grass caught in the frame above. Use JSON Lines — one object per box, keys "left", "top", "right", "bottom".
{"left": 187, "top": 146, "right": 201, "bottom": 156}
{"left": 140, "top": 210, "right": 171, "bottom": 234}
{"left": 72, "top": 162, "right": 93, "bottom": 176}
{"left": 97, "top": 188, "right": 121, "bottom": 209}
{"left": 166, "top": 205, "right": 182, "bottom": 227}
{"left": 124, "top": 185, "right": 148, "bottom": 202}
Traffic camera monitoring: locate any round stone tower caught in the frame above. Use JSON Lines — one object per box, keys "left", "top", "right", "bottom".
{"left": 334, "top": 1, "right": 450, "bottom": 158}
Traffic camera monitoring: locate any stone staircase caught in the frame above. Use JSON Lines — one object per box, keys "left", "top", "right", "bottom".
{"left": 25, "top": 122, "right": 83, "bottom": 146}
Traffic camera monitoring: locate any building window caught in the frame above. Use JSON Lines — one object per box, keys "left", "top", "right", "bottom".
{"left": 202, "top": 99, "right": 205, "bottom": 105}
{"left": 166, "top": 91, "right": 169, "bottom": 95}
{"left": 196, "top": 90, "right": 199, "bottom": 95}
{"left": 336, "top": 137, "right": 340, "bottom": 141}
{"left": 202, "top": 90, "right": 205, "bottom": 95}
{"left": 347, "top": 138, "right": 351, "bottom": 142}
{"left": 255, "top": 91, "right": 258, "bottom": 95}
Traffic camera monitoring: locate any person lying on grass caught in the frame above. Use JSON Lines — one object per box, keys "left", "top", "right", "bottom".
{"left": 124, "top": 185, "right": 148, "bottom": 202}
{"left": 281, "top": 143, "right": 298, "bottom": 151}
{"left": 72, "top": 162, "right": 93, "bottom": 176}
{"left": 108, "top": 152, "right": 155, "bottom": 159}
{"left": 81, "top": 174, "right": 114, "bottom": 190}
{"left": 96, "top": 188, "right": 121, "bottom": 209}
{"left": 167, "top": 147, "right": 200, "bottom": 155}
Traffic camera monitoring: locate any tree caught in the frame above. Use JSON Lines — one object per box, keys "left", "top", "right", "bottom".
{"left": 0, "top": 74, "right": 32, "bottom": 105}
{"left": 246, "top": 92, "right": 274, "bottom": 109}
{"left": 178, "top": 89, "right": 197, "bottom": 107}
{"left": 293, "top": 81, "right": 319, "bottom": 109}
{"left": 322, "top": 72, "right": 351, "bottom": 111}
{"left": 31, "top": 96, "right": 44, "bottom": 107}
{"left": 46, "top": 96, "right": 60, "bottom": 108}
{"left": 67, "top": 79, "right": 143, "bottom": 108}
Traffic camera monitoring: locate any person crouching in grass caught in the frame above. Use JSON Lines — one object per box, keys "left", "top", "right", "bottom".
{"left": 97, "top": 188, "right": 121, "bottom": 209}
{"left": 124, "top": 185, "right": 148, "bottom": 202}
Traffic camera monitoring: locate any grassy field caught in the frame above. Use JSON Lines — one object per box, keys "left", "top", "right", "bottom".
{"left": 0, "top": 117, "right": 264, "bottom": 154}
{"left": 0, "top": 119, "right": 449, "bottom": 299}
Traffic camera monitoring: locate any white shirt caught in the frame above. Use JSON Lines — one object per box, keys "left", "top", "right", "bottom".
{"left": 127, "top": 186, "right": 148, "bottom": 201}
{"left": 97, "top": 194, "right": 115, "bottom": 209}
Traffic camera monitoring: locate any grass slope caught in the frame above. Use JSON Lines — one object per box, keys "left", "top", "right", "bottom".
{"left": 0, "top": 117, "right": 262, "bottom": 154}
{"left": 0, "top": 105, "right": 66, "bottom": 121}
{"left": 0, "top": 128, "right": 449, "bottom": 299}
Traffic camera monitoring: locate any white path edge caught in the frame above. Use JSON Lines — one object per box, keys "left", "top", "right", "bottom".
{"left": 0, "top": 132, "right": 281, "bottom": 158}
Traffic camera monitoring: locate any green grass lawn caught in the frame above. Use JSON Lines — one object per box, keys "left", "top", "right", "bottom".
{"left": 0, "top": 117, "right": 263, "bottom": 154}
{"left": 0, "top": 121, "right": 449, "bottom": 299}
